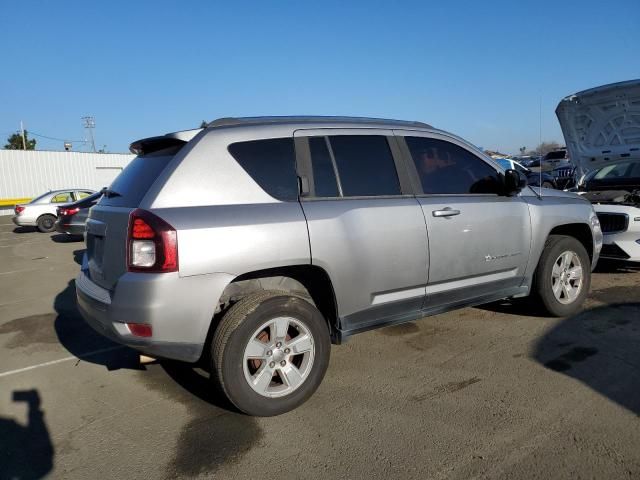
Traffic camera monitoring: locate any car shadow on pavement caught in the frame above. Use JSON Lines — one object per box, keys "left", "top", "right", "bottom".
{"left": 475, "top": 297, "right": 552, "bottom": 318}
{"left": 533, "top": 302, "right": 640, "bottom": 415}
{"left": 50, "top": 234, "right": 83, "bottom": 244}
{"left": 160, "top": 361, "right": 239, "bottom": 412}
{"left": 0, "top": 389, "right": 54, "bottom": 480}
{"left": 594, "top": 259, "right": 640, "bottom": 274}
{"left": 12, "top": 226, "right": 36, "bottom": 234}
{"left": 53, "top": 278, "right": 142, "bottom": 371}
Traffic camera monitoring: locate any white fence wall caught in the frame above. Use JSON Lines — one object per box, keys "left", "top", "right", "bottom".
{"left": 0, "top": 150, "right": 135, "bottom": 215}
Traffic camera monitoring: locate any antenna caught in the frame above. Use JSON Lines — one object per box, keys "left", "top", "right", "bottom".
{"left": 539, "top": 96, "right": 543, "bottom": 198}
{"left": 82, "top": 116, "right": 97, "bottom": 152}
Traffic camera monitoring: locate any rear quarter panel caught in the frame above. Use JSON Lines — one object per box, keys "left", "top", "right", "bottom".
{"left": 153, "top": 203, "right": 311, "bottom": 278}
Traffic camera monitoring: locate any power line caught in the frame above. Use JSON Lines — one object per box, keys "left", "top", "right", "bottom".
{"left": 28, "top": 131, "right": 87, "bottom": 143}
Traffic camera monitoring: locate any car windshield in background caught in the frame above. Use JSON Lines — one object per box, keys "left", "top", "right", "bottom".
{"left": 496, "top": 159, "right": 510, "bottom": 170}
{"left": 513, "top": 162, "right": 528, "bottom": 174}
{"left": 594, "top": 161, "right": 640, "bottom": 180}
{"left": 29, "top": 192, "right": 52, "bottom": 203}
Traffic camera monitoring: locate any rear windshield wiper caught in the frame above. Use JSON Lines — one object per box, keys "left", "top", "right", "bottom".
{"left": 101, "top": 187, "right": 122, "bottom": 198}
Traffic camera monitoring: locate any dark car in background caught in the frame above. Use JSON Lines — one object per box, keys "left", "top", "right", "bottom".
{"left": 55, "top": 190, "right": 103, "bottom": 237}
{"left": 495, "top": 158, "right": 557, "bottom": 188}
{"left": 541, "top": 149, "right": 570, "bottom": 170}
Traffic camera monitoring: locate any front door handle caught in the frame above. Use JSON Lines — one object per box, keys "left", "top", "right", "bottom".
{"left": 432, "top": 208, "right": 460, "bottom": 218}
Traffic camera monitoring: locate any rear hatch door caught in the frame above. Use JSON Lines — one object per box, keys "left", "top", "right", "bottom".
{"left": 85, "top": 135, "right": 195, "bottom": 290}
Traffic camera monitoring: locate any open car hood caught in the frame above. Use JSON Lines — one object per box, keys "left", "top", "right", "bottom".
{"left": 556, "top": 79, "right": 640, "bottom": 176}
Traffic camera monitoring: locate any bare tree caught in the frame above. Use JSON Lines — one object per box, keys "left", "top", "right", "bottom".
{"left": 534, "top": 141, "right": 562, "bottom": 156}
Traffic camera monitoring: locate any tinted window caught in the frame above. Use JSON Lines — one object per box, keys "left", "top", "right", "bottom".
{"left": 594, "top": 161, "right": 633, "bottom": 179}
{"left": 229, "top": 138, "right": 298, "bottom": 201}
{"left": 100, "top": 147, "right": 177, "bottom": 207}
{"left": 544, "top": 150, "right": 566, "bottom": 160}
{"left": 328, "top": 135, "right": 400, "bottom": 197}
{"left": 406, "top": 137, "right": 501, "bottom": 194}
{"left": 308, "top": 137, "right": 338, "bottom": 197}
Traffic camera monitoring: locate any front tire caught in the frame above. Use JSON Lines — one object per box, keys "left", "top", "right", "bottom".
{"left": 212, "top": 290, "right": 331, "bottom": 416}
{"left": 37, "top": 214, "right": 56, "bottom": 233}
{"left": 541, "top": 181, "right": 554, "bottom": 189}
{"left": 534, "top": 235, "right": 591, "bottom": 316}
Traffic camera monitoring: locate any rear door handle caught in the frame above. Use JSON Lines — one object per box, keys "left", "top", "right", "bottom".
{"left": 432, "top": 208, "right": 460, "bottom": 218}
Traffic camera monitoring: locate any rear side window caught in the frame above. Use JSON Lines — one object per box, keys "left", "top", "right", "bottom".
{"left": 406, "top": 137, "right": 501, "bottom": 195}
{"left": 228, "top": 138, "right": 298, "bottom": 201}
{"left": 328, "top": 135, "right": 400, "bottom": 197}
{"left": 100, "top": 147, "right": 177, "bottom": 207}
{"left": 51, "top": 192, "right": 74, "bottom": 203}
{"left": 308, "top": 137, "right": 339, "bottom": 197}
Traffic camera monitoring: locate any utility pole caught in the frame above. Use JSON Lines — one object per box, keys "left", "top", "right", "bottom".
{"left": 82, "top": 116, "right": 96, "bottom": 152}
{"left": 20, "top": 121, "right": 26, "bottom": 150}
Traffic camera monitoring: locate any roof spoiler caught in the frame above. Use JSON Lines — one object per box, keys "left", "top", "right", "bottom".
{"left": 129, "top": 128, "right": 202, "bottom": 155}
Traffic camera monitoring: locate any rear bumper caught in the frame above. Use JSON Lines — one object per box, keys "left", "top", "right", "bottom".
{"left": 75, "top": 269, "right": 234, "bottom": 362}
{"left": 12, "top": 215, "right": 35, "bottom": 227}
{"left": 55, "top": 220, "right": 85, "bottom": 235}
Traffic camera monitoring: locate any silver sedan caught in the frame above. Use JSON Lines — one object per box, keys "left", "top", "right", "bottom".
{"left": 12, "top": 189, "right": 95, "bottom": 232}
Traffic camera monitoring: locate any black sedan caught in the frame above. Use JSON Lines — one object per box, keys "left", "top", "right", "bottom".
{"left": 495, "top": 158, "right": 556, "bottom": 189}
{"left": 55, "top": 190, "right": 102, "bottom": 236}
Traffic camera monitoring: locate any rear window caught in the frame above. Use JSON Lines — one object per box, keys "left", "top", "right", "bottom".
{"left": 228, "top": 138, "right": 298, "bottom": 201}
{"left": 99, "top": 147, "right": 177, "bottom": 207}
{"left": 544, "top": 151, "right": 566, "bottom": 160}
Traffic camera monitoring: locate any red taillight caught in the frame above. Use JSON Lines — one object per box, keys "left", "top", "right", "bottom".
{"left": 132, "top": 218, "right": 155, "bottom": 239}
{"left": 15, "top": 205, "right": 25, "bottom": 214}
{"left": 127, "top": 209, "right": 178, "bottom": 273}
{"left": 59, "top": 207, "right": 80, "bottom": 216}
{"left": 126, "top": 323, "right": 153, "bottom": 337}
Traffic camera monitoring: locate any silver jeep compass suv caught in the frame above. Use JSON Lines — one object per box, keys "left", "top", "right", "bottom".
{"left": 76, "top": 116, "right": 603, "bottom": 416}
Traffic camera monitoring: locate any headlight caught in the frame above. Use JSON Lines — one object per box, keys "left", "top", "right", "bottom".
{"left": 589, "top": 210, "right": 603, "bottom": 253}
{"left": 577, "top": 174, "right": 586, "bottom": 186}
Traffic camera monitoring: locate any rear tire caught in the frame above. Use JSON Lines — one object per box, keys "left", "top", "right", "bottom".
{"left": 37, "top": 214, "right": 56, "bottom": 233}
{"left": 534, "top": 235, "right": 591, "bottom": 317}
{"left": 541, "top": 181, "right": 554, "bottom": 189}
{"left": 212, "top": 290, "right": 331, "bottom": 416}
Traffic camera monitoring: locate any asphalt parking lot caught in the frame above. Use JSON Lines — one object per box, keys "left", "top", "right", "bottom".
{"left": 1, "top": 218, "right": 639, "bottom": 479}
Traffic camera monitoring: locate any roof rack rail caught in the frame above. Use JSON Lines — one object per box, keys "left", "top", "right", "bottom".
{"left": 206, "top": 116, "right": 432, "bottom": 129}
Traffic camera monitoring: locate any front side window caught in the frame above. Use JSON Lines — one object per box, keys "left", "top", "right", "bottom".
{"left": 326, "top": 135, "right": 400, "bottom": 197}
{"left": 51, "top": 192, "right": 74, "bottom": 203}
{"left": 406, "top": 137, "right": 501, "bottom": 195}
{"left": 76, "top": 191, "right": 92, "bottom": 200}
{"left": 228, "top": 138, "right": 298, "bottom": 201}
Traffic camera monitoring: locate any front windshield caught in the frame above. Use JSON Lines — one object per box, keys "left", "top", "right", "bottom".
{"left": 593, "top": 161, "right": 639, "bottom": 180}
{"left": 513, "top": 162, "right": 528, "bottom": 174}
{"left": 496, "top": 159, "right": 511, "bottom": 170}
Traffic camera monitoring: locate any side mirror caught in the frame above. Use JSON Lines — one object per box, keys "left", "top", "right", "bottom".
{"left": 503, "top": 169, "right": 526, "bottom": 196}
